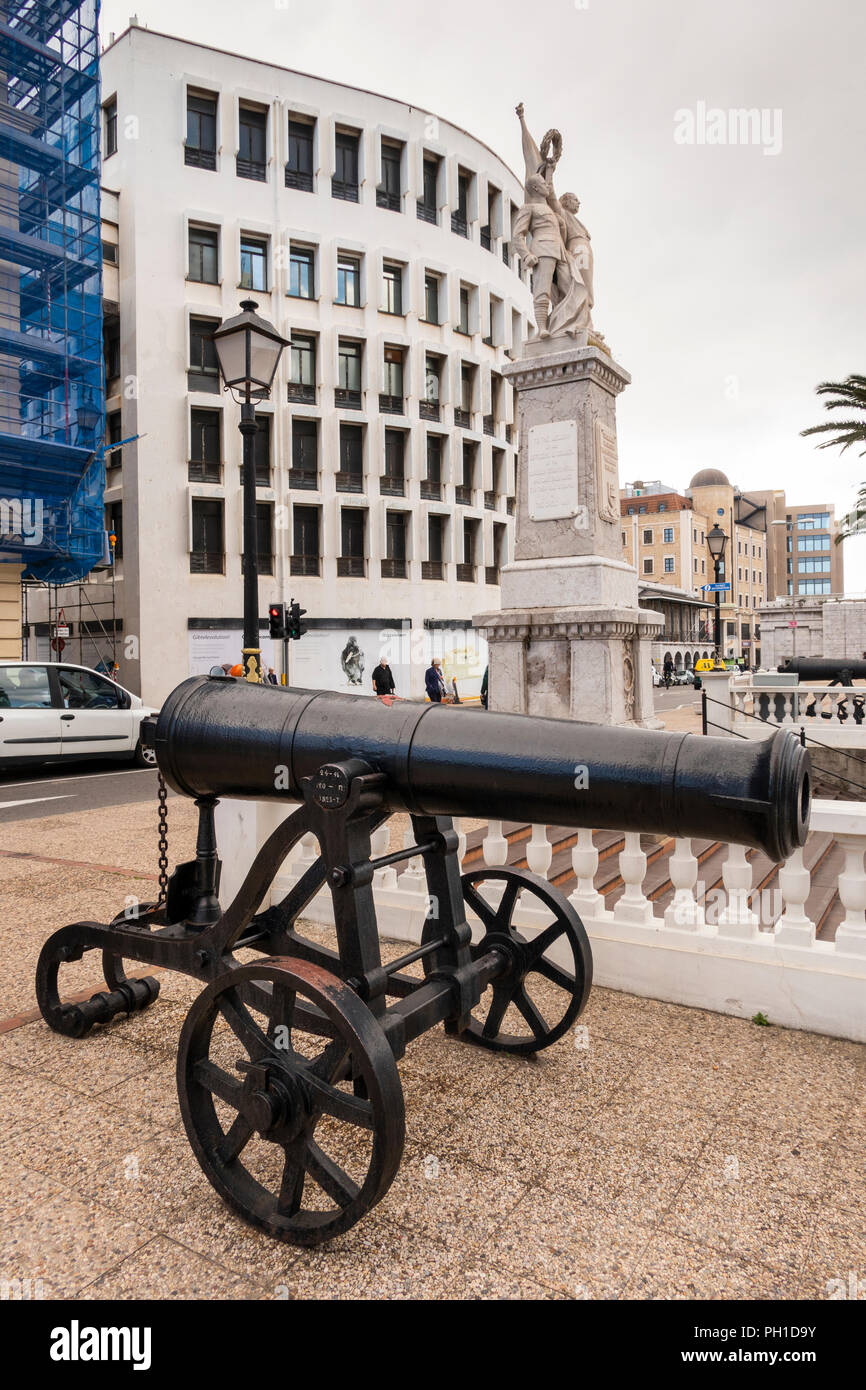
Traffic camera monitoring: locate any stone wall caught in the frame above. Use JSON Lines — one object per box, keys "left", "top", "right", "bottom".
{"left": 759, "top": 596, "right": 866, "bottom": 669}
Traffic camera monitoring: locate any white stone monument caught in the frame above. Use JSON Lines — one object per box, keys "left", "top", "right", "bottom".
{"left": 473, "top": 106, "right": 662, "bottom": 724}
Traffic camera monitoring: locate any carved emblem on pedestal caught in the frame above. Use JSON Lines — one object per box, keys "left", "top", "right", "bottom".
{"left": 622, "top": 646, "right": 636, "bottom": 722}
{"left": 593, "top": 418, "right": 620, "bottom": 524}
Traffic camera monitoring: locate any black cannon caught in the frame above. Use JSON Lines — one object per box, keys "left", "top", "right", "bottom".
{"left": 36, "top": 676, "right": 811, "bottom": 1246}
{"left": 776, "top": 657, "right": 866, "bottom": 724}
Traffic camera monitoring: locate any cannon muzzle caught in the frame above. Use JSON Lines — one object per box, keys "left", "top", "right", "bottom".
{"left": 155, "top": 677, "right": 811, "bottom": 863}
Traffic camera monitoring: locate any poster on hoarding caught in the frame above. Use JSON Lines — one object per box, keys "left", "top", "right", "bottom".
{"left": 188, "top": 629, "right": 278, "bottom": 678}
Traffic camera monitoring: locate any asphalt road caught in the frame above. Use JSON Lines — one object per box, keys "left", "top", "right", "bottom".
{"left": 0, "top": 759, "right": 165, "bottom": 823}
{"left": 653, "top": 684, "right": 703, "bottom": 713}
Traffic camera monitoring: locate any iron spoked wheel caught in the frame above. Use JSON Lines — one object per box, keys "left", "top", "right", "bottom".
{"left": 460, "top": 867, "right": 593, "bottom": 1055}
{"left": 177, "top": 957, "right": 405, "bottom": 1246}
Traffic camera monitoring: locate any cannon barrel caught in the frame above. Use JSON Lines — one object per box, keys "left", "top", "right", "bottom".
{"left": 778, "top": 657, "right": 866, "bottom": 683}
{"left": 154, "top": 676, "right": 811, "bottom": 863}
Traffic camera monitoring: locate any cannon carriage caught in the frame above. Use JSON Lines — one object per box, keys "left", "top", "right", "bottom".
{"left": 36, "top": 675, "right": 811, "bottom": 1245}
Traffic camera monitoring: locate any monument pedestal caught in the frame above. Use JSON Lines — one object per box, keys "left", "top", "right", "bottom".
{"left": 474, "top": 339, "right": 662, "bottom": 725}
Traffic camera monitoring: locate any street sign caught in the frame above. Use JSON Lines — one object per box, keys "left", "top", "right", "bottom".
{"left": 705, "top": 583, "right": 731, "bottom": 593}
{"left": 53, "top": 624, "right": 70, "bottom": 638}
{"left": 50, "top": 637, "right": 65, "bottom": 653}
{"left": 789, "top": 619, "right": 798, "bottom": 629}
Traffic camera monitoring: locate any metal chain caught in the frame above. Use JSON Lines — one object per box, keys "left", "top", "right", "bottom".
{"left": 156, "top": 773, "right": 169, "bottom": 905}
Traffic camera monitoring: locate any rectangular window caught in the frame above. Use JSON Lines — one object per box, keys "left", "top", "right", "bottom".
{"left": 383, "top": 263, "right": 403, "bottom": 315}
{"left": 251, "top": 415, "right": 271, "bottom": 487}
{"left": 190, "top": 499, "right": 224, "bottom": 573}
{"left": 797, "top": 534, "right": 831, "bottom": 552}
{"left": 104, "top": 320, "right": 120, "bottom": 381}
{"left": 663, "top": 526, "right": 674, "bottom": 544}
{"left": 289, "top": 244, "right": 315, "bottom": 299}
{"left": 238, "top": 106, "right": 267, "bottom": 180}
{"left": 421, "top": 355, "right": 441, "bottom": 418}
{"left": 425, "top": 513, "right": 445, "bottom": 578}
{"left": 104, "top": 98, "right": 117, "bottom": 157}
{"left": 382, "top": 429, "right": 405, "bottom": 495}
{"left": 422, "top": 434, "right": 442, "bottom": 499}
{"left": 664, "top": 557, "right": 675, "bottom": 573}
{"left": 418, "top": 155, "right": 439, "bottom": 223}
{"left": 336, "top": 254, "right": 361, "bottom": 307}
{"left": 186, "top": 91, "right": 217, "bottom": 169}
{"left": 333, "top": 130, "right": 360, "bottom": 201}
{"left": 339, "top": 509, "right": 366, "bottom": 575}
{"left": 642, "top": 528, "right": 652, "bottom": 544}
{"left": 377, "top": 140, "right": 403, "bottom": 211}
{"left": 189, "top": 225, "right": 219, "bottom": 284}
{"left": 423, "top": 274, "right": 439, "bottom": 325}
{"left": 796, "top": 512, "right": 831, "bottom": 530}
{"left": 383, "top": 511, "right": 407, "bottom": 577}
{"left": 189, "top": 316, "right": 220, "bottom": 392}
{"left": 381, "top": 346, "right": 403, "bottom": 410}
{"left": 643, "top": 557, "right": 653, "bottom": 574}
{"left": 106, "top": 410, "right": 122, "bottom": 469}
{"left": 337, "top": 423, "right": 363, "bottom": 490}
{"left": 452, "top": 168, "right": 471, "bottom": 236}
{"left": 107, "top": 501, "right": 123, "bottom": 559}
{"left": 458, "top": 286, "right": 470, "bottom": 334}
{"left": 292, "top": 504, "right": 320, "bottom": 574}
{"left": 288, "top": 334, "right": 316, "bottom": 402}
{"left": 240, "top": 235, "right": 268, "bottom": 292}
{"left": 102, "top": 239, "right": 118, "bottom": 264}
{"left": 189, "top": 408, "right": 221, "bottom": 483}
{"left": 336, "top": 340, "right": 362, "bottom": 407}
{"left": 290, "top": 418, "right": 318, "bottom": 487}
{"left": 286, "top": 116, "right": 314, "bottom": 191}
{"left": 457, "top": 517, "right": 477, "bottom": 581}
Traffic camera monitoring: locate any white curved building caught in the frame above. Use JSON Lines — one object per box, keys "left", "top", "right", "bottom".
{"left": 74, "top": 23, "right": 533, "bottom": 703}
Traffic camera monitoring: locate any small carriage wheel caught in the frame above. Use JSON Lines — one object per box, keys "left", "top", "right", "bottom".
{"left": 177, "top": 957, "right": 405, "bottom": 1246}
{"left": 460, "top": 867, "right": 592, "bottom": 1055}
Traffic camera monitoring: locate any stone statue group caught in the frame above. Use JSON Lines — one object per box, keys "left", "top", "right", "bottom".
{"left": 513, "top": 104, "right": 595, "bottom": 342}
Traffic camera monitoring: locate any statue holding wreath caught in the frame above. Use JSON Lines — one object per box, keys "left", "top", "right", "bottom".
{"left": 512, "top": 104, "right": 594, "bottom": 341}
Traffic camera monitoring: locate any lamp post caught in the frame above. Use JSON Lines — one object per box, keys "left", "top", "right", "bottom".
{"left": 212, "top": 300, "right": 288, "bottom": 683}
{"left": 706, "top": 522, "right": 728, "bottom": 660}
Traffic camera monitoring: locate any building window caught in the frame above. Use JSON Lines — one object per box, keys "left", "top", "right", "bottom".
{"left": 377, "top": 139, "right": 403, "bottom": 211}
{"left": 381, "top": 347, "right": 404, "bottom": 412}
{"left": 452, "top": 168, "right": 471, "bottom": 236}
{"left": 337, "top": 423, "right": 363, "bottom": 491}
{"left": 797, "top": 512, "right": 831, "bottom": 530}
{"left": 638, "top": 505, "right": 647, "bottom": 514}
{"left": 418, "top": 155, "right": 439, "bottom": 223}
{"left": 422, "top": 434, "right": 442, "bottom": 499}
{"left": 421, "top": 355, "right": 441, "bottom": 421}
{"left": 104, "top": 319, "right": 120, "bottom": 382}
{"left": 290, "top": 418, "right": 318, "bottom": 488}
{"left": 424, "top": 513, "right": 445, "bottom": 579}
{"left": 287, "top": 334, "right": 316, "bottom": 402}
{"left": 658, "top": 502, "right": 667, "bottom": 511}
{"left": 189, "top": 316, "right": 220, "bottom": 392}
{"left": 642, "top": 528, "right": 652, "bottom": 544}
{"left": 291, "top": 504, "right": 320, "bottom": 574}
{"left": 663, "top": 526, "right": 674, "bottom": 543}
{"left": 102, "top": 239, "right": 118, "bottom": 264}
{"left": 383, "top": 262, "right": 403, "bottom": 315}
{"left": 333, "top": 129, "right": 360, "bottom": 201}
{"left": 244, "top": 414, "right": 271, "bottom": 487}
{"left": 457, "top": 518, "right": 478, "bottom": 582}
{"left": 289, "top": 244, "right": 315, "bottom": 299}
{"left": 383, "top": 511, "right": 407, "bottom": 578}
{"left": 189, "top": 225, "right": 219, "bottom": 284}
{"left": 336, "top": 340, "right": 362, "bottom": 408}
{"left": 190, "top": 498, "right": 224, "bottom": 573}
{"left": 186, "top": 91, "right": 217, "bottom": 169}
{"left": 237, "top": 105, "right": 267, "bottom": 180}
{"left": 240, "top": 235, "right": 268, "bottom": 292}
{"left": 106, "top": 410, "right": 122, "bottom": 470}
{"left": 339, "top": 509, "right": 366, "bottom": 575}
{"left": 423, "top": 273, "right": 439, "bottom": 325}
{"left": 458, "top": 286, "right": 471, "bottom": 334}
{"left": 382, "top": 429, "right": 405, "bottom": 496}
{"left": 457, "top": 441, "right": 476, "bottom": 505}
{"left": 643, "top": 558, "right": 653, "bottom": 574}
{"left": 797, "top": 534, "right": 831, "bottom": 552}
{"left": 335, "top": 254, "right": 361, "bottom": 307}
{"left": 189, "top": 408, "right": 221, "bottom": 483}
{"left": 103, "top": 98, "right": 117, "bottom": 157}
{"left": 286, "top": 116, "right": 314, "bottom": 190}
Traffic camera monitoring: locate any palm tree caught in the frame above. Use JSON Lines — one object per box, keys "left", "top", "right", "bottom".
{"left": 801, "top": 375, "right": 866, "bottom": 540}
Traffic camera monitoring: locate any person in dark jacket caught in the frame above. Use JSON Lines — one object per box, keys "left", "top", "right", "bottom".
{"left": 372, "top": 658, "right": 396, "bottom": 696}
{"left": 480, "top": 666, "right": 489, "bottom": 709}
{"left": 425, "top": 659, "right": 446, "bottom": 702}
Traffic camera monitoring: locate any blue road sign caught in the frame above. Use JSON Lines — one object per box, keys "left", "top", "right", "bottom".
{"left": 703, "top": 583, "right": 731, "bottom": 592}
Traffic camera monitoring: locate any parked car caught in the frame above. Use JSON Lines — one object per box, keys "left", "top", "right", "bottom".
{"left": 0, "top": 662, "right": 158, "bottom": 769}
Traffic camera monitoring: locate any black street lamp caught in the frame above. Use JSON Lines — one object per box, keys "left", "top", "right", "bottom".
{"left": 706, "top": 522, "right": 728, "bottom": 659}
{"left": 212, "top": 300, "right": 288, "bottom": 682}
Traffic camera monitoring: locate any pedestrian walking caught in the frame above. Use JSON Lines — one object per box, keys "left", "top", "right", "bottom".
{"left": 372, "top": 657, "right": 396, "bottom": 697}
{"left": 425, "top": 658, "right": 447, "bottom": 703}
{"left": 480, "top": 666, "right": 489, "bottom": 709}
{"left": 267, "top": 667, "right": 278, "bottom": 685}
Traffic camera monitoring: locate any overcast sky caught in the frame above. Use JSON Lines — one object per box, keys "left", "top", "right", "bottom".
{"left": 101, "top": 0, "right": 866, "bottom": 588}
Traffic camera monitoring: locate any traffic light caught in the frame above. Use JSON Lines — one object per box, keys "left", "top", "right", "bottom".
{"left": 268, "top": 602, "right": 286, "bottom": 640}
{"left": 288, "top": 599, "right": 307, "bottom": 641}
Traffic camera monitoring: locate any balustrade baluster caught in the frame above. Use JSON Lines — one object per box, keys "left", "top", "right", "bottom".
{"left": 716, "top": 843, "right": 759, "bottom": 937}
{"left": 774, "top": 847, "right": 815, "bottom": 945}
{"left": 616, "top": 832, "right": 654, "bottom": 925}
{"left": 370, "top": 823, "right": 398, "bottom": 891}
{"left": 526, "top": 823, "right": 552, "bottom": 879}
{"left": 835, "top": 835, "right": 866, "bottom": 955}
{"left": 482, "top": 820, "right": 509, "bottom": 866}
{"left": 664, "top": 837, "right": 704, "bottom": 930}
{"left": 569, "top": 827, "right": 609, "bottom": 920}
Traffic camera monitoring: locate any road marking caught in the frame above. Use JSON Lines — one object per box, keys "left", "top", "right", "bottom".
{"left": 0, "top": 767, "right": 155, "bottom": 791}
{"left": 0, "top": 794, "right": 74, "bottom": 810}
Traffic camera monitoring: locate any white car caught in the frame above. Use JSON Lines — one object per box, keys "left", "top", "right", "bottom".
{"left": 0, "top": 661, "right": 158, "bottom": 769}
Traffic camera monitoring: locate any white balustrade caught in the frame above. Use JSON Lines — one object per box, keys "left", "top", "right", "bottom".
{"left": 835, "top": 834, "right": 866, "bottom": 956}
{"left": 569, "top": 827, "right": 610, "bottom": 921}
{"left": 616, "top": 831, "right": 654, "bottom": 925}
{"left": 664, "top": 837, "right": 704, "bottom": 931}
{"left": 525, "top": 823, "right": 552, "bottom": 879}
{"left": 774, "top": 847, "right": 815, "bottom": 945}
{"left": 716, "top": 843, "right": 759, "bottom": 937}
{"left": 482, "top": 820, "right": 509, "bottom": 867}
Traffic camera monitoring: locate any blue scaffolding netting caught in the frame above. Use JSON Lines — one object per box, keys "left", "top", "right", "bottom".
{"left": 0, "top": 0, "right": 104, "bottom": 583}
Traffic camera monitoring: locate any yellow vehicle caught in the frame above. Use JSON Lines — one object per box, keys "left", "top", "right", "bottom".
{"left": 694, "top": 657, "right": 725, "bottom": 673}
